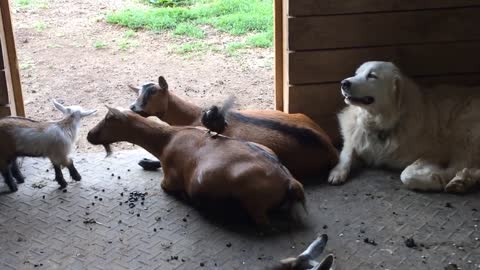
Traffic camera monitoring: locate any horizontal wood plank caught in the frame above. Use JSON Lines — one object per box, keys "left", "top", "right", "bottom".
{"left": 289, "top": 42, "right": 480, "bottom": 84}
{"left": 0, "top": 104, "right": 10, "bottom": 117}
{"left": 287, "top": 74, "right": 480, "bottom": 145}
{"left": 289, "top": 84, "right": 344, "bottom": 118}
{"left": 289, "top": 7, "right": 480, "bottom": 51}
{"left": 0, "top": 70, "right": 7, "bottom": 105}
{"left": 289, "top": 0, "right": 480, "bottom": 17}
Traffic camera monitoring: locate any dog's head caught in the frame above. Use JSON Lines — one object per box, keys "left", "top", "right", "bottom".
{"left": 340, "top": 61, "right": 403, "bottom": 114}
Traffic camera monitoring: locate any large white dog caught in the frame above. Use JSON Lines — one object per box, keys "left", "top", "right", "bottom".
{"left": 328, "top": 61, "right": 480, "bottom": 193}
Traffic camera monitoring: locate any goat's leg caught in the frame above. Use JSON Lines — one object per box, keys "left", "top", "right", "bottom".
{"left": 1, "top": 163, "right": 18, "bottom": 192}
{"left": 66, "top": 159, "right": 81, "bottom": 181}
{"left": 52, "top": 164, "right": 67, "bottom": 189}
{"left": 138, "top": 158, "right": 162, "bottom": 171}
{"left": 10, "top": 158, "right": 25, "bottom": 184}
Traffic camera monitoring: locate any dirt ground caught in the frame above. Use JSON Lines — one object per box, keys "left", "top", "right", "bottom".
{"left": 11, "top": 0, "right": 274, "bottom": 152}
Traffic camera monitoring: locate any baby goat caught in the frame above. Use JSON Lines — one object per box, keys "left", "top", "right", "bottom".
{"left": 0, "top": 100, "right": 96, "bottom": 192}
{"left": 87, "top": 107, "right": 306, "bottom": 226}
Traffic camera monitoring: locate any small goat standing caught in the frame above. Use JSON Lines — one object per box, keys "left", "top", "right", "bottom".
{"left": 0, "top": 100, "right": 96, "bottom": 192}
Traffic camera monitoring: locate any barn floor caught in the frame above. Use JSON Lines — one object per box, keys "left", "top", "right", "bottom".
{"left": 0, "top": 149, "right": 479, "bottom": 270}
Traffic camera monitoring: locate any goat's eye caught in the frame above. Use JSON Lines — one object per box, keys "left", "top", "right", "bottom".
{"left": 367, "top": 73, "right": 378, "bottom": 79}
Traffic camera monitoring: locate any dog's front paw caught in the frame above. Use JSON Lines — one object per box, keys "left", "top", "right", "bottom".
{"left": 328, "top": 166, "right": 349, "bottom": 185}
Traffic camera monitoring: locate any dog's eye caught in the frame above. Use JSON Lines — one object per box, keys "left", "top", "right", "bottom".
{"left": 367, "top": 73, "right": 378, "bottom": 80}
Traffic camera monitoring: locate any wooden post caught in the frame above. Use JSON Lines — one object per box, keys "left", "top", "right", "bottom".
{"left": 0, "top": 0, "right": 24, "bottom": 117}
{"left": 274, "top": 0, "right": 284, "bottom": 111}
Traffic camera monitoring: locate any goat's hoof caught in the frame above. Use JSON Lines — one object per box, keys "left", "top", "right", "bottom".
{"left": 72, "top": 174, "right": 81, "bottom": 181}
{"left": 138, "top": 158, "right": 161, "bottom": 171}
{"left": 16, "top": 177, "right": 25, "bottom": 184}
{"left": 8, "top": 185, "right": 18, "bottom": 193}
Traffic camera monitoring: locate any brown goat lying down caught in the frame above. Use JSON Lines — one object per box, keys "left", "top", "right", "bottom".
{"left": 128, "top": 77, "right": 339, "bottom": 180}
{"left": 87, "top": 108, "right": 306, "bottom": 225}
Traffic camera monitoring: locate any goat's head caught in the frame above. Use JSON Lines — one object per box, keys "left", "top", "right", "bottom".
{"left": 271, "top": 234, "right": 334, "bottom": 270}
{"left": 87, "top": 106, "right": 129, "bottom": 156}
{"left": 52, "top": 99, "right": 96, "bottom": 119}
{"left": 129, "top": 76, "right": 169, "bottom": 118}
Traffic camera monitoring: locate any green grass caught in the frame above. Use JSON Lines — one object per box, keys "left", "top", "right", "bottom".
{"left": 14, "top": 0, "right": 48, "bottom": 9}
{"left": 124, "top": 30, "right": 137, "bottom": 38}
{"left": 93, "top": 40, "right": 108, "bottom": 49}
{"left": 172, "top": 41, "right": 209, "bottom": 54}
{"left": 106, "top": 0, "right": 273, "bottom": 53}
{"left": 33, "top": 21, "right": 48, "bottom": 31}
{"left": 173, "top": 23, "right": 204, "bottom": 38}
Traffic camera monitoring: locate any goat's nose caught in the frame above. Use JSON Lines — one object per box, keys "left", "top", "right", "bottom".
{"left": 340, "top": 79, "right": 351, "bottom": 90}
{"left": 129, "top": 105, "right": 137, "bottom": 111}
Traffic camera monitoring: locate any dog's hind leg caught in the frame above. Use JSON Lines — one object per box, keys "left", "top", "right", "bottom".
{"left": 444, "top": 168, "right": 480, "bottom": 193}
{"left": 400, "top": 159, "right": 456, "bottom": 191}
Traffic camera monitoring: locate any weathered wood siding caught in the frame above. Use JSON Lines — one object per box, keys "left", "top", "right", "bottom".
{"left": 283, "top": 0, "right": 480, "bottom": 145}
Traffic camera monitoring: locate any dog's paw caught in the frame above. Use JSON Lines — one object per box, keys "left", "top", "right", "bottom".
{"left": 445, "top": 177, "right": 468, "bottom": 194}
{"left": 328, "top": 167, "right": 349, "bottom": 185}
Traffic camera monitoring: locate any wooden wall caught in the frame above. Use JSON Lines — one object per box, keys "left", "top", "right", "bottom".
{"left": 0, "top": 0, "right": 24, "bottom": 117}
{"left": 281, "top": 0, "right": 480, "bottom": 145}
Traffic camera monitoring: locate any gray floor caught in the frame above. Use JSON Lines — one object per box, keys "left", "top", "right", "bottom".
{"left": 0, "top": 149, "right": 479, "bottom": 270}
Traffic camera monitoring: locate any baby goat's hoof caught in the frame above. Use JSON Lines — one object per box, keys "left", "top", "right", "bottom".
{"left": 55, "top": 178, "right": 68, "bottom": 189}
{"left": 8, "top": 184, "right": 18, "bottom": 193}
{"left": 71, "top": 174, "right": 82, "bottom": 181}
{"left": 16, "top": 177, "right": 25, "bottom": 184}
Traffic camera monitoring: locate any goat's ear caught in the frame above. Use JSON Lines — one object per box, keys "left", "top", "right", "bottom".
{"left": 158, "top": 76, "right": 168, "bottom": 90}
{"left": 128, "top": 84, "right": 139, "bottom": 94}
{"left": 105, "top": 106, "right": 124, "bottom": 119}
{"left": 52, "top": 99, "right": 67, "bottom": 113}
{"left": 80, "top": 109, "right": 97, "bottom": 117}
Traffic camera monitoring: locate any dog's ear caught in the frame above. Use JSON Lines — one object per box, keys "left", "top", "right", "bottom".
{"left": 393, "top": 74, "right": 403, "bottom": 109}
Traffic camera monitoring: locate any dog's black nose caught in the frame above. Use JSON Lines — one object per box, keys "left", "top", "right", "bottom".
{"left": 341, "top": 80, "right": 351, "bottom": 90}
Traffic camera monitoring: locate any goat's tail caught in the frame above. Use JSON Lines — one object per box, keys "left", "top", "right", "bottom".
{"left": 288, "top": 179, "right": 307, "bottom": 222}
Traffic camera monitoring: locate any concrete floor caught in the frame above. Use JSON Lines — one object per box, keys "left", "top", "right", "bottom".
{"left": 0, "top": 149, "right": 479, "bottom": 270}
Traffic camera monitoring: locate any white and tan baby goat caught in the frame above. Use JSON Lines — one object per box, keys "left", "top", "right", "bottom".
{"left": 0, "top": 100, "right": 96, "bottom": 192}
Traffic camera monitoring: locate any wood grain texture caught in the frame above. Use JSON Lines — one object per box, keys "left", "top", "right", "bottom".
{"left": 289, "top": 0, "right": 480, "bottom": 16}
{"left": 0, "top": 0, "right": 24, "bottom": 116}
{"left": 289, "top": 42, "right": 480, "bottom": 84}
{"left": 289, "top": 7, "right": 480, "bottom": 51}
{"left": 0, "top": 70, "right": 7, "bottom": 105}
{"left": 0, "top": 104, "right": 10, "bottom": 117}
{"left": 274, "top": 0, "right": 284, "bottom": 111}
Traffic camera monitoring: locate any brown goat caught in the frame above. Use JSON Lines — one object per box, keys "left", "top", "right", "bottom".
{"left": 128, "top": 77, "right": 339, "bottom": 180}
{"left": 87, "top": 107, "right": 306, "bottom": 225}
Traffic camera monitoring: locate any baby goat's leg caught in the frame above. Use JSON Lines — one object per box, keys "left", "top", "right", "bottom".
{"left": 52, "top": 163, "right": 67, "bottom": 189}
{"left": 10, "top": 158, "right": 25, "bottom": 184}
{"left": 66, "top": 158, "right": 81, "bottom": 181}
{"left": 1, "top": 162, "right": 18, "bottom": 192}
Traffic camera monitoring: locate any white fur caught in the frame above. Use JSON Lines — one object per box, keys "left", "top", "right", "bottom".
{"left": 328, "top": 61, "right": 480, "bottom": 193}
{"left": 10, "top": 100, "right": 96, "bottom": 166}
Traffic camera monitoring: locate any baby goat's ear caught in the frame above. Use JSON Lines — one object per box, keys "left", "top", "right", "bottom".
{"left": 80, "top": 109, "right": 97, "bottom": 117}
{"left": 158, "top": 76, "right": 168, "bottom": 90}
{"left": 52, "top": 99, "right": 67, "bottom": 113}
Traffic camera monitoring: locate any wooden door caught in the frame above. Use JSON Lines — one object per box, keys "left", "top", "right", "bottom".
{"left": 0, "top": 0, "right": 24, "bottom": 117}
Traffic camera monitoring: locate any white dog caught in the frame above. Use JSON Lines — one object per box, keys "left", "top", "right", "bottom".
{"left": 328, "top": 61, "right": 480, "bottom": 193}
